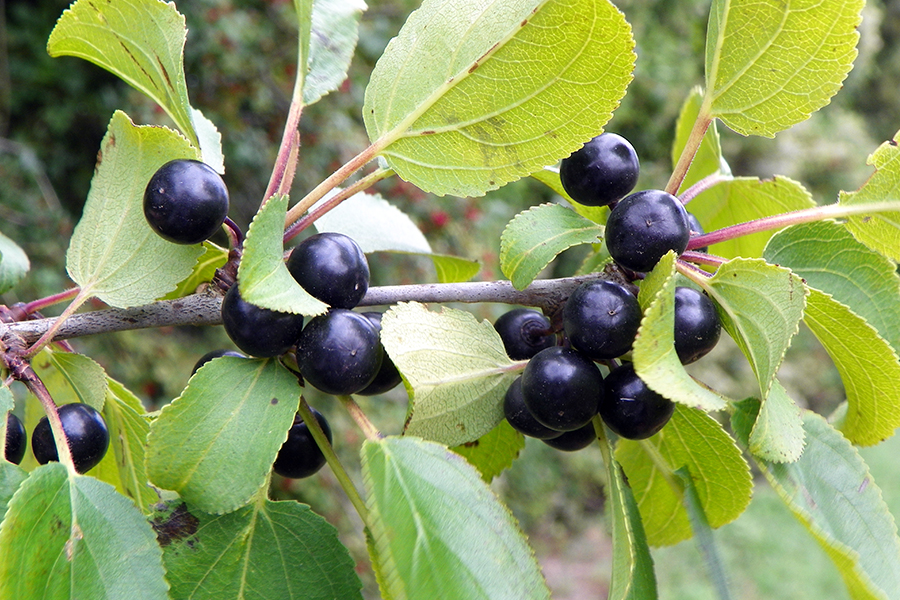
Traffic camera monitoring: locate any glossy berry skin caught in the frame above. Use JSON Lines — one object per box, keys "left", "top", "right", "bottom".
{"left": 673, "top": 287, "right": 721, "bottom": 365}
{"left": 493, "top": 308, "right": 556, "bottom": 360}
{"left": 356, "top": 312, "right": 402, "bottom": 396}
{"left": 542, "top": 421, "right": 597, "bottom": 452}
{"left": 31, "top": 403, "right": 110, "bottom": 473}
{"left": 563, "top": 280, "right": 641, "bottom": 360}
{"left": 5, "top": 413, "right": 26, "bottom": 465}
{"left": 686, "top": 212, "right": 708, "bottom": 253}
{"left": 144, "top": 159, "right": 229, "bottom": 245}
{"left": 560, "top": 133, "right": 639, "bottom": 207}
{"left": 600, "top": 363, "right": 674, "bottom": 440}
{"left": 605, "top": 190, "right": 690, "bottom": 272}
{"left": 521, "top": 346, "right": 604, "bottom": 432}
{"left": 297, "top": 309, "right": 383, "bottom": 395}
{"left": 503, "top": 376, "right": 563, "bottom": 440}
{"left": 273, "top": 408, "right": 332, "bottom": 479}
{"left": 191, "top": 349, "right": 246, "bottom": 376}
{"left": 221, "top": 285, "right": 305, "bottom": 358}
{"left": 287, "top": 233, "right": 369, "bottom": 309}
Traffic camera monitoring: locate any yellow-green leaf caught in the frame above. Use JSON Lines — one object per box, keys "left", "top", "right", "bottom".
{"left": 364, "top": 0, "right": 635, "bottom": 197}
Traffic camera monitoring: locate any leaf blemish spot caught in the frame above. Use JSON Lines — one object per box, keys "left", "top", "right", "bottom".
{"left": 271, "top": 397, "right": 278, "bottom": 405}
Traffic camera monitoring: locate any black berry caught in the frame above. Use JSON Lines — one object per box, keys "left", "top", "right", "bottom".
{"left": 356, "top": 312, "right": 403, "bottom": 396}
{"left": 287, "top": 233, "right": 370, "bottom": 309}
{"left": 143, "top": 159, "right": 229, "bottom": 245}
{"left": 221, "top": 285, "right": 305, "bottom": 358}
{"left": 31, "top": 403, "right": 110, "bottom": 473}
{"left": 600, "top": 363, "right": 674, "bottom": 440}
{"left": 673, "top": 287, "right": 721, "bottom": 364}
{"left": 521, "top": 347, "right": 604, "bottom": 432}
{"left": 605, "top": 189, "right": 690, "bottom": 272}
{"left": 686, "top": 212, "right": 708, "bottom": 253}
{"left": 542, "top": 421, "right": 597, "bottom": 451}
{"left": 5, "top": 413, "right": 26, "bottom": 465}
{"left": 563, "top": 280, "right": 641, "bottom": 360}
{"left": 503, "top": 376, "right": 563, "bottom": 440}
{"left": 296, "top": 309, "right": 383, "bottom": 395}
{"left": 191, "top": 349, "right": 246, "bottom": 376}
{"left": 493, "top": 308, "right": 556, "bottom": 360}
{"left": 273, "top": 408, "right": 332, "bottom": 479}
{"left": 560, "top": 133, "right": 640, "bottom": 207}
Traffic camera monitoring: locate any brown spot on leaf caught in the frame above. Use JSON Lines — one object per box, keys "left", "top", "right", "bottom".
{"left": 463, "top": 440, "right": 479, "bottom": 448}
{"left": 271, "top": 397, "right": 279, "bottom": 405}
{"left": 151, "top": 503, "right": 200, "bottom": 547}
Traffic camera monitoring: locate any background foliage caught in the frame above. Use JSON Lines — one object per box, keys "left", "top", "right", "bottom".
{"left": 4, "top": 0, "right": 900, "bottom": 596}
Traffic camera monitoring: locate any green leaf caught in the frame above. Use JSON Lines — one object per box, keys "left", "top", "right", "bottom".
{"left": 672, "top": 86, "right": 728, "bottom": 193}
{"left": 363, "top": 0, "right": 635, "bottom": 197}
{"left": 161, "top": 499, "right": 362, "bottom": 599}
{"left": 161, "top": 242, "right": 229, "bottom": 300}
{"left": 48, "top": 0, "right": 197, "bottom": 145}
{"left": 633, "top": 252, "right": 729, "bottom": 411}
{"left": 705, "top": 258, "right": 807, "bottom": 461}
{"left": 303, "top": 0, "right": 367, "bottom": 105}
{"left": 0, "top": 463, "right": 26, "bottom": 523}
{"left": 66, "top": 111, "right": 204, "bottom": 308}
{"left": 432, "top": 254, "right": 480, "bottom": 284}
{"left": 686, "top": 176, "right": 816, "bottom": 260}
{"left": 189, "top": 108, "right": 225, "bottom": 175}
{"left": 764, "top": 220, "right": 900, "bottom": 353}
{"left": 0, "top": 231, "right": 29, "bottom": 294}
{"left": 0, "top": 382, "right": 14, "bottom": 415}
{"left": 530, "top": 166, "right": 609, "bottom": 225}
{"left": 381, "top": 302, "right": 519, "bottom": 447}
{"left": 500, "top": 203, "right": 604, "bottom": 290}
{"left": 239, "top": 194, "right": 328, "bottom": 316}
{"left": 146, "top": 357, "right": 301, "bottom": 514}
{"left": 0, "top": 463, "right": 169, "bottom": 599}
{"left": 748, "top": 378, "right": 805, "bottom": 463}
{"left": 733, "top": 400, "right": 900, "bottom": 600}
{"left": 362, "top": 436, "right": 551, "bottom": 599}
{"left": 451, "top": 419, "right": 524, "bottom": 483}
{"left": 603, "top": 428, "right": 658, "bottom": 600}
{"left": 615, "top": 404, "right": 752, "bottom": 547}
{"left": 801, "top": 290, "right": 900, "bottom": 446}
{"left": 98, "top": 379, "right": 157, "bottom": 513}
{"left": 32, "top": 348, "right": 108, "bottom": 411}
{"left": 839, "top": 133, "right": 900, "bottom": 262}
{"left": 706, "top": 258, "right": 806, "bottom": 401}
{"left": 704, "top": 0, "right": 863, "bottom": 137}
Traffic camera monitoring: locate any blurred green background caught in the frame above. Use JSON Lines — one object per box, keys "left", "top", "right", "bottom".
{"left": 4, "top": 0, "right": 900, "bottom": 597}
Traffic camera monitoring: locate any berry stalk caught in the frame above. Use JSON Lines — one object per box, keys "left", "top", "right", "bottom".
{"left": 686, "top": 201, "right": 900, "bottom": 250}
{"left": 666, "top": 112, "right": 712, "bottom": 196}
{"left": 296, "top": 396, "right": 370, "bottom": 525}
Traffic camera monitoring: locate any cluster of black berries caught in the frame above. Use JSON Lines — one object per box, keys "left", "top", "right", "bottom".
{"left": 213, "top": 232, "right": 400, "bottom": 479}
{"left": 497, "top": 133, "right": 721, "bottom": 449}
{"left": 4, "top": 404, "right": 110, "bottom": 473}
{"left": 143, "top": 159, "right": 401, "bottom": 481}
